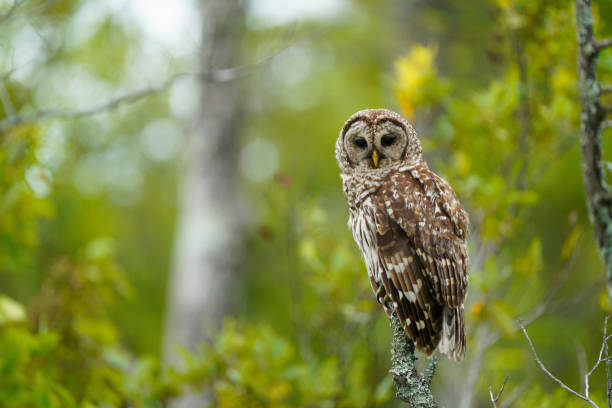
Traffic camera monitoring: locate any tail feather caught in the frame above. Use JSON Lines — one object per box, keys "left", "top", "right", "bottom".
{"left": 438, "top": 305, "right": 465, "bottom": 361}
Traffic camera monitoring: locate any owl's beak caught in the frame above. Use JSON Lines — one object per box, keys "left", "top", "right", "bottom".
{"left": 371, "top": 148, "right": 379, "bottom": 168}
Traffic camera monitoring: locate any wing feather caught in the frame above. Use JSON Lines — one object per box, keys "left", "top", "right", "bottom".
{"left": 376, "top": 165, "right": 469, "bottom": 308}
{"left": 374, "top": 204, "right": 442, "bottom": 354}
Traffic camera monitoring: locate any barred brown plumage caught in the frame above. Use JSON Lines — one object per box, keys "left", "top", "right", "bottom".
{"left": 335, "top": 108, "right": 469, "bottom": 361}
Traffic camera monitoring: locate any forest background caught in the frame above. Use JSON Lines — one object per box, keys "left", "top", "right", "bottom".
{"left": 1, "top": 0, "right": 612, "bottom": 407}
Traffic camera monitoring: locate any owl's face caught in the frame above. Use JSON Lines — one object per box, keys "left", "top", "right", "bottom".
{"left": 336, "top": 109, "right": 423, "bottom": 174}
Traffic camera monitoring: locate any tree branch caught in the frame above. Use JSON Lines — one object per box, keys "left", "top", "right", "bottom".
{"left": 596, "top": 39, "right": 612, "bottom": 51}
{"left": 489, "top": 375, "right": 509, "bottom": 408}
{"left": 389, "top": 312, "right": 438, "bottom": 407}
{"left": 0, "top": 73, "right": 188, "bottom": 132}
{"left": 574, "top": 0, "right": 612, "bottom": 306}
{"left": 0, "top": 28, "right": 322, "bottom": 133}
{"left": 602, "top": 85, "right": 612, "bottom": 95}
{"left": 0, "top": 58, "right": 267, "bottom": 133}
{"left": 520, "top": 321, "right": 599, "bottom": 407}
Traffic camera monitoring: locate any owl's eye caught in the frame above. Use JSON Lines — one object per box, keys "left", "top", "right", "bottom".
{"left": 353, "top": 137, "right": 367, "bottom": 148}
{"left": 381, "top": 134, "right": 396, "bottom": 147}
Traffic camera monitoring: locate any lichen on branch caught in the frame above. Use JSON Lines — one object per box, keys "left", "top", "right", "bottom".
{"left": 389, "top": 312, "right": 438, "bottom": 408}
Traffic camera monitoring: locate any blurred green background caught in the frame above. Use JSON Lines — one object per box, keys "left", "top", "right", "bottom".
{"left": 1, "top": 0, "right": 612, "bottom": 406}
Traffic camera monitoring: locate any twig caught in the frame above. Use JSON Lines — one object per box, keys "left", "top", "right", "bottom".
{"left": 0, "top": 59, "right": 259, "bottom": 132}
{"left": 459, "top": 247, "right": 578, "bottom": 408}
{"left": 605, "top": 317, "right": 612, "bottom": 408}
{"left": 596, "top": 39, "right": 612, "bottom": 51}
{"left": 489, "top": 375, "right": 509, "bottom": 408}
{"left": 0, "top": 73, "right": 185, "bottom": 132}
{"left": 586, "top": 317, "right": 609, "bottom": 400}
{"left": 519, "top": 320, "right": 599, "bottom": 407}
{"left": 389, "top": 312, "right": 438, "bottom": 407}
{"left": 0, "top": 28, "right": 324, "bottom": 133}
{"left": 584, "top": 316, "right": 610, "bottom": 398}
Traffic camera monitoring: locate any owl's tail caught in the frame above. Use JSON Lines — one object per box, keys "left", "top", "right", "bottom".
{"left": 438, "top": 305, "right": 465, "bottom": 361}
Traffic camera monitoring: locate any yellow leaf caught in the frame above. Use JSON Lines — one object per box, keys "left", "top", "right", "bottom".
{"left": 600, "top": 292, "right": 610, "bottom": 312}
{"left": 560, "top": 227, "right": 581, "bottom": 261}
{"left": 394, "top": 45, "right": 437, "bottom": 120}
{"left": 551, "top": 68, "right": 575, "bottom": 94}
{"left": 470, "top": 300, "right": 485, "bottom": 319}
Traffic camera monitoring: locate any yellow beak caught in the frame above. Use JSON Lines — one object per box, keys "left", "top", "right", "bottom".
{"left": 371, "top": 148, "right": 379, "bottom": 168}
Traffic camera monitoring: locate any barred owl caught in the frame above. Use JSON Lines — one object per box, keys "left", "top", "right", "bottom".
{"left": 335, "top": 108, "right": 469, "bottom": 361}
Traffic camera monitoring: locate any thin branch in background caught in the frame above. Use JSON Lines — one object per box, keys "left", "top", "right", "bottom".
{"left": 0, "top": 72, "right": 192, "bottom": 132}
{"left": 458, "top": 244, "right": 579, "bottom": 408}
{"left": 0, "top": 66, "right": 248, "bottom": 132}
{"left": 0, "top": 28, "right": 327, "bottom": 134}
{"left": 603, "top": 121, "right": 612, "bottom": 131}
{"left": 585, "top": 317, "right": 609, "bottom": 400}
{"left": 605, "top": 317, "right": 612, "bottom": 408}
{"left": 489, "top": 375, "right": 509, "bottom": 408}
{"left": 602, "top": 85, "right": 612, "bottom": 95}
{"left": 519, "top": 320, "right": 599, "bottom": 408}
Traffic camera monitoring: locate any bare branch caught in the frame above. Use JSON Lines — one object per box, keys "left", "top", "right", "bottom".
{"left": 586, "top": 317, "right": 609, "bottom": 399}
{"left": 0, "top": 28, "right": 325, "bottom": 134}
{"left": 519, "top": 321, "right": 598, "bottom": 407}
{"left": 602, "top": 85, "right": 612, "bottom": 95}
{"left": 596, "top": 39, "right": 612, "bottom": 51}
{"left": 489, "top": 375, "right": 509, "bottom": 408}
{"left": 0, "top": 58, "right": 273, "bottom": 132}
{"left": 605, "top": 317, "right": 612, "bottom": 408}
{"left": 0, "top": 73, "right": 187, "bottom": 133}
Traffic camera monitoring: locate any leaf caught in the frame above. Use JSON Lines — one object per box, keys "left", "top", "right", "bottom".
{"left": 560, "top": 227, "right": 581, "bottom": 261}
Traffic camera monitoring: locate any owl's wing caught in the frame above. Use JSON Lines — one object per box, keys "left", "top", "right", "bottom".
{"left": 373, "top": 165, "right": 469, "bottom": 309}
{"left": 373, "top": 206, "right": 443, "bottom": 354}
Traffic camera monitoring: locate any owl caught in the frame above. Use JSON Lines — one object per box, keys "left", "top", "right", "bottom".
{"left": 335, "top": 108, "right": 469, "bottom": 361}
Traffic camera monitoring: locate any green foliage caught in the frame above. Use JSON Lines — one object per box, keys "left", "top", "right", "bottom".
{"left": 2, "top": 0, "right": 612, "bottom": 406}
{"left": 0, "top": 125, "right": 53, "bottom": 271}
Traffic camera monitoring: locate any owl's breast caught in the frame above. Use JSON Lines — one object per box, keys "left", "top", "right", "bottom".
{"left": 349, "top": 197, "right": 381, "bottom": 282}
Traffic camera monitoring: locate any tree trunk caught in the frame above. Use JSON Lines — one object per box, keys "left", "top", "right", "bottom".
{"left": 574, "top": 0, "right": 612, "bottom": 305}
{"left": 163, "top": 0, "right": 244, "bottom": 405}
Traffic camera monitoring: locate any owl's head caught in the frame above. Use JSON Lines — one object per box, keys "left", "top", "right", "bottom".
{"left": 335, "top": 109, "right": 423, "bottom": 174}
